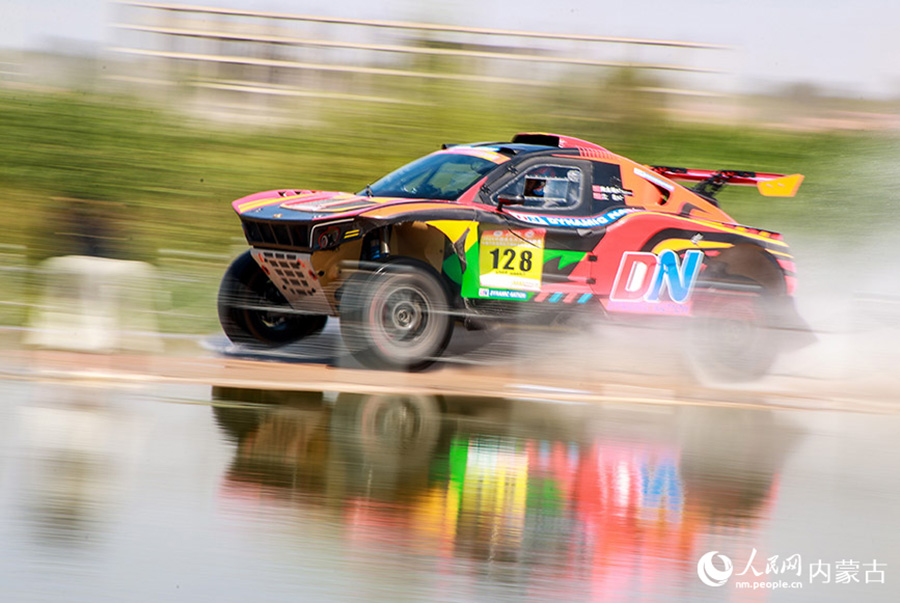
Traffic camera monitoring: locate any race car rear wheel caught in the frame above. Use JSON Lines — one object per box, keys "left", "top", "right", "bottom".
{"left": 339, "top": 259, "right": 453, "bottom": 371}
{"left": 218, "top": 250, "right": 328, "bottom": 347}
{"left": 686, "top": 292, "right": 777, "bottom": 382}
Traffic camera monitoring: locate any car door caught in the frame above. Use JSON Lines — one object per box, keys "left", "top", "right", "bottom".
{"left": 474, "top": 157, "right": 601, "bottom": 301}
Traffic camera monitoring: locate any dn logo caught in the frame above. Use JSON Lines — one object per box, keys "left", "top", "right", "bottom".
{"left": 610, "top": 249, "right": 704, "bottom": 304}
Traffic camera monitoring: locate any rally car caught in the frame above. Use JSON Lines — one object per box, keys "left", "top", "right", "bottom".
{"left": 218, "top": 133, "right": 806, "bottom": 378}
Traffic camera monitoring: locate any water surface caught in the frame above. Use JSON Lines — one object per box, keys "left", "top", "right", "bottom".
{"left": 1, "top": 380, "right": 897, "bottom": 601}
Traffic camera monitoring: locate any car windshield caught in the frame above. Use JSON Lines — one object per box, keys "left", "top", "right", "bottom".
{"left": 364, "top": 152, "right": 497, "bottom": 200}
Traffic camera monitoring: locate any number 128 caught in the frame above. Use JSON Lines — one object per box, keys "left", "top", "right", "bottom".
{"left": 489, "top": 248, "right": 533, "bottom": 272}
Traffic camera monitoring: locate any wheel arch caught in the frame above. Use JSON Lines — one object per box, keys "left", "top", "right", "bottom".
{"left": 704, "top": 243, "right": 788, "bottom": 295}
{"left": 377, "top": 219, "right": 480, "bottom": 295}
{"left": 387, "top": 221, "right": 449, "bottom": 274}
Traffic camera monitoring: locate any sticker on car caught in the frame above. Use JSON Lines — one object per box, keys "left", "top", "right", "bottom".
{"left": 478, "top": 229, "right": 545, "bottom": 292}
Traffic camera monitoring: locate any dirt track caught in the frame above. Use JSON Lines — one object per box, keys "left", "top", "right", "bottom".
{"left": 2, "top": 327, "right": 897, "bottom": 415}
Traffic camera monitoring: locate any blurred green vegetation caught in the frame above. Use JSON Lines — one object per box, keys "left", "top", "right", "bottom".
{"left": 0, "top": 81, "right": 896, "bottom": 333}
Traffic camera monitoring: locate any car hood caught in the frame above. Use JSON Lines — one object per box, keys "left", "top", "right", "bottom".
{"left": 232, "top": 189, "right": 451, "bottom": 219}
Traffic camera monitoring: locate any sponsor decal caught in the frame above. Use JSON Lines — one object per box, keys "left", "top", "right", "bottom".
{"left": 592, "top": 185, "right": 632, "bottom": 203}
{"left": 479, "top": 229, "right": 545, "bottom": 292}
{"left": 477, "top": 287, "right": 530, "bottom": 300}
{"left": 508, "top": 207, "right": 638, "bottom": 228}
{"left": 610, "top": 249, "right": 703, "bottom": 305}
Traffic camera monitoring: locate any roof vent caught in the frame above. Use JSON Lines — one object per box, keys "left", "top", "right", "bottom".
{"left": 513, "top": 132, "right": 611, "bottom": 155}
{"left": 511, "top": 133, "right": 560, "bottom": 147}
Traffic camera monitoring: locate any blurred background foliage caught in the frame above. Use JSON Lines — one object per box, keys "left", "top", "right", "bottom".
{"left": 0, "top": 65, "right": 897, "bottom": 333}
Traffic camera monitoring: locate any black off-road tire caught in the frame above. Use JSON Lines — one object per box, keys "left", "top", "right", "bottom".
{"left": 686, "top": 292, "right": 778, "bottom": 383}
{"left": 339, "top": 259, "right": 454, "bottom": 371}
{"left": 217, "top": 250, "right": 327, "bottom": 347}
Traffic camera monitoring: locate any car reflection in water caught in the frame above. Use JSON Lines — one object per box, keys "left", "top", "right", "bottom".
{"left": 211, "top": 387, "right": 799, "bottom": 598}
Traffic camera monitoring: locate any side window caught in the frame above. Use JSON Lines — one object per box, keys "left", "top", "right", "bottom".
{"left": 495, "top": 165, "right": 584, "bottom": 211}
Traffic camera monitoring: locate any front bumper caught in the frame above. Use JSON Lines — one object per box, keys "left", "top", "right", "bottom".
{"left": 250, "top": 249, "right": 334, "bottom": 315}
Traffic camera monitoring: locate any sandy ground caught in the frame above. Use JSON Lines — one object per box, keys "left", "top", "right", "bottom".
{"left": 1, "top": 321, "right": 897, "bottom": 415}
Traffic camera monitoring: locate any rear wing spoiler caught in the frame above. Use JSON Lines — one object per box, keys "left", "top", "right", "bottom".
{"left": 650, "top": 166, "right": 804, "bottom": 200}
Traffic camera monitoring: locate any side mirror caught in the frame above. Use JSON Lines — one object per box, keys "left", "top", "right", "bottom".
{"left": 497, "top": 194, "right": 524, "bottom": 210}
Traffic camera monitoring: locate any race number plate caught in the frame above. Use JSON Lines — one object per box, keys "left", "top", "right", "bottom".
{"left": 478, "top": 229, "right": 545, "bottom": 291}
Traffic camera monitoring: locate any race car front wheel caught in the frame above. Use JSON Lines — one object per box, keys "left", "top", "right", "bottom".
{"left": 218, "top": 250, "right": 327, "bottom": 347}
{"left": 339, "top": 259, "right": 453, "bottom": 371}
